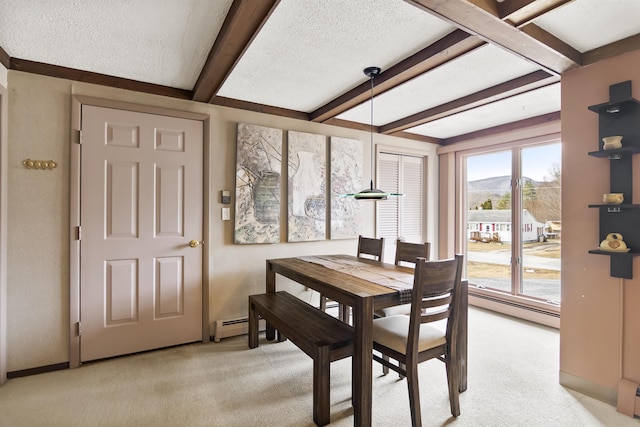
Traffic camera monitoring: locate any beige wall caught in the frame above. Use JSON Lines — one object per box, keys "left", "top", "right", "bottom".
{"left": 560, "top": 49, "right": 640, "bottom": 402}
{"left": 5, "top": 70, "right": 440, "bottom": 371}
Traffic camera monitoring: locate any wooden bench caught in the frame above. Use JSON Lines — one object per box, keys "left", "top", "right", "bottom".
{"left": 248, "top": 291, "right": 354, "bottom": 427}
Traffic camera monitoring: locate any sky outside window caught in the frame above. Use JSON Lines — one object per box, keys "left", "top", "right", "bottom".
{"left": 468, "top": 143, "right": 561, "bottom": 182}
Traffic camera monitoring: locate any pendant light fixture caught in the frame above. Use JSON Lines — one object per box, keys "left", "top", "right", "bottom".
{"left": 350, "top": 66, "right": 402, "bottom": 200}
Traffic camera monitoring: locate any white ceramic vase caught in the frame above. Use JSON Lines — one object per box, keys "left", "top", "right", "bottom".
{"left": 291, "top": 151, "right": 320, "bottom": 217}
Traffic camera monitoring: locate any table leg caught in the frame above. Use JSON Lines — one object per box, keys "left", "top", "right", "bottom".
{"left": 352, "top": 295, "right": 373, "bottom": 427}
{"left": 265, "top": 260, "right": 276, "bottom": 341}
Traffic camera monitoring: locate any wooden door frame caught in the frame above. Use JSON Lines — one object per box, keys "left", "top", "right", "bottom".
{"left": 69, "top": 96, "right": 211, "bottom": 368}
{"left": 0, "top": 84, "right": 8, "bottom": 384}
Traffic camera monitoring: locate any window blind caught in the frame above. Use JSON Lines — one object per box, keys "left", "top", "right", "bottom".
{"left": 377, "top": 152, "right": 424, "bottom": 252}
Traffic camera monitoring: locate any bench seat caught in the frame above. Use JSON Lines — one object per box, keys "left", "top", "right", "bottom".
{"left": 248, "top": 291, "right": 354, "bottom": 426}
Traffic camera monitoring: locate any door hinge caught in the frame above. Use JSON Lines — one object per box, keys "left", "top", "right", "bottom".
{"left": 76, "top": 226, "right": 81, "bottom": 241}
{"left": 75, "top": 322, "right": 82, "bottom": 337}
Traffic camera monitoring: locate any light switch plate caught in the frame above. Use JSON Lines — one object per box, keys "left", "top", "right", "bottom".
{"left": 222, "top": 207, "right": 230, "bottom": 221}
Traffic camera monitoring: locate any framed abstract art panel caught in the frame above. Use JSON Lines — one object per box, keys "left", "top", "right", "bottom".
{"left": 234, "top": 123, "right": 282, "bottom": 244}
{"left": 287, "top": 131, "right": 326, "bottom": 242}
{"left": 330, "top": 137, "right": 362, "bottom": 239}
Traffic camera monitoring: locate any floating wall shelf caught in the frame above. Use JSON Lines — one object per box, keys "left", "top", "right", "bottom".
{"left": 587, "top": 80, "right": 640, "bottom": 279}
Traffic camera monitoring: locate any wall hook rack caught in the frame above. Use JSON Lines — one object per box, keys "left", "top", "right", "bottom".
{"left": 23, "top": 159, "right": 57, "bottom": 170}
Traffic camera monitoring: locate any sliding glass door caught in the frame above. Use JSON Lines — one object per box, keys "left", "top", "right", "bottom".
{"left": 464, "top": 142, "right": 561, "bottom": 305}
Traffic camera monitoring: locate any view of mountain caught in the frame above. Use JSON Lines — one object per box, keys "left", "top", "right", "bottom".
{"left": 467, "top": 175, "right": 541, "bottom": 195}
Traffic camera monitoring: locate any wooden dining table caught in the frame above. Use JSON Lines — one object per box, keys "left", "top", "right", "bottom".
{"left": 265, "top": 254, "right": 468, "bottom": 427}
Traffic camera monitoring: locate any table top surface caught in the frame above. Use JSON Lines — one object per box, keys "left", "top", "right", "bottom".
{"left": 268, "top": 254, "right": 415, "bottom": 302}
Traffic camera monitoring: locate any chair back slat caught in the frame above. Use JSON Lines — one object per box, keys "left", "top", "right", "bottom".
{"left": 357, "top": 235, "right": 384, "bottom": 262}
{"left": 394, "top": 239, "right": 430, "bottom": 267}
{"left": 421, "top": 310, "right": 450, "bottom": 324}
{"left": 420, "top": 294, "right": 452, "bottom": 309}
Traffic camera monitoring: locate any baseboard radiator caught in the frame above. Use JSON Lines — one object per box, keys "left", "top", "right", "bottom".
{"left": 469, "top": 292, "right": 560, "bottom": 328}
{"left": 213, "top": 316, "right": 265, "bottom": 342}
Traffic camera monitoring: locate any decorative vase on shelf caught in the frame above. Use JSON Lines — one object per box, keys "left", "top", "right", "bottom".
{"left": 599, "top": 233, "right": 630, "bottom": 252}
{"left": 602, "top": 135, "right": 623, "bottom": 150}
{"left": 291, "top": 151, "right": 320, "bottom": 217}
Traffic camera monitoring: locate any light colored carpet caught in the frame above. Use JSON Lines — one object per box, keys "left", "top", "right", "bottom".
{"left": 0, "top": 307, "right": 638, "bottom": 427}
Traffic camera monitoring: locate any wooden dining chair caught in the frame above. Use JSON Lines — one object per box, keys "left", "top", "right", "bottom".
{"left": 320, "top": 235, "right": 384, "bottom": 322}
{"left": 374, "top": 239, "right": 431, "bottom": 318}
{"left": 357, "top": 235, "right": 385, "bottom": 261}
{"left": 372, "top": 254, "right": 463, "bottom": 427}
{"left": 395, "top": 239, "right": 430, "bottom": 266}
{"left": 374, "top": 239, "right": 430, "bottom": 375}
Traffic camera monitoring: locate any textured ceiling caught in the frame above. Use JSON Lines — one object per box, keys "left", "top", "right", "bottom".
{"left": 410, "top": 83, "right": 561, "bottom": 139}
{"left": 0, "top": 0, "right": 233, "bottom": 89}
{"left": 217, "top": 0, "right": 454, "bottom": 112}
{"left": 337, "top": 44, "right": 542, "bottom": 126}
{"left": 1, "top": 0, "right": 639, "bottom": 142}
{"left": 533, "top": 0, "right": 640, "bottom": 52}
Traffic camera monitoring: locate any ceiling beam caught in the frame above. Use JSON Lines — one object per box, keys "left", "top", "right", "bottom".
{"left": 499, "top": 0, "right": 573, "bottom": 25}
{"left": 321, "top": 117, "right": 440, "bottom": 144}
{"left": 467, "top": 0, "right": 501, "bottom": 17}
{"left": 583, "top": 33, "right": 640, "bottom": 66}
{"left": 309, "top": 29, "right": 484, "bottom": 123}
{"left": 322, "top": 118, "right": 376, "bottom": 133}
{"left": 499, "top": 0, "right": 537, "bottom": 19}
{"left": 518, "top": 23, "right": 581, "bottom": 65}
{"left": 405, "top": 0, "right": 580, "bottom": 74}
{"left": 390, "top": 131, "right": 441, "bottom": 144}
{"left": 442, "top": 111, "right": 560, "bottom": 144}
{"left": 0, "top": 46, "right": 9, "bottom": 68}
{"left": 211, "top": 96, "right": 309, "bottom": 121}
{"left": 9, "top": 58, "right": 192, "bottom": 99}
{"left": 381, "top": 70, "right": 557, "bottom": 134}
{"left": 191, "top": 0, "right": 280, "bottom": 103}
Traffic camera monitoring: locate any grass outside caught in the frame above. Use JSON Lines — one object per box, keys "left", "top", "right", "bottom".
{"left": 467, "top": 261, "right": 560, "bottom": 279}
{"left": 467, "top": 240, "right": 561, "bottom": 280}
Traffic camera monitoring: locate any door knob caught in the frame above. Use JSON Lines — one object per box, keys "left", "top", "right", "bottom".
{"left": 189, "top": 240, "right": 204, "bottom": 248}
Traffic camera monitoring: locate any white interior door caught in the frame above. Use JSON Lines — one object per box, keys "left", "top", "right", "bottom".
{"left": 80, "top": 105, "right": 203, "bottom": 362}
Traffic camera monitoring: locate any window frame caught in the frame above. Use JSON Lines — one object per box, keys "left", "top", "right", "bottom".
{"left": 455, "top": 138, "right": 562, "bottom": 319}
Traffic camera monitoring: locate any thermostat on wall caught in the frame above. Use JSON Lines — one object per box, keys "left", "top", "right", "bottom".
{"left": 221, "top": 190, "right": 231, "bottom": 204}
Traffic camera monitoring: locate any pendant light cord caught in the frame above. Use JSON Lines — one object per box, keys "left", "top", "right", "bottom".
{"left": 369, "top": 72, "right": 374, "bottom": 191}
